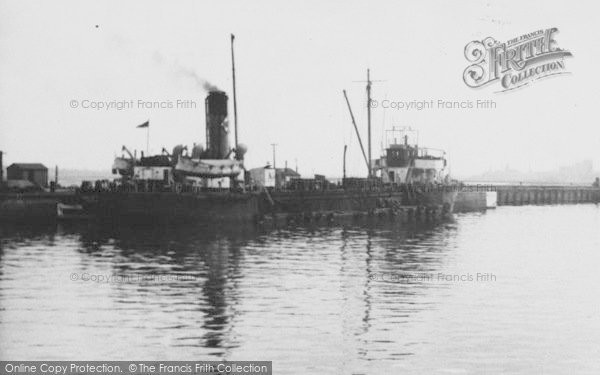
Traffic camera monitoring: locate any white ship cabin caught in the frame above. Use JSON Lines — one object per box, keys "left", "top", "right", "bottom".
{"left": 373, "top": 128, "right": 449, "bottom": 184}
{"left": 132, "top": 155, "right": 173, "bottom": 185}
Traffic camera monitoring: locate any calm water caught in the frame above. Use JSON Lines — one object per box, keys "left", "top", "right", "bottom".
{"left": 1, "top": 205, "right": 599, "bottom": 373}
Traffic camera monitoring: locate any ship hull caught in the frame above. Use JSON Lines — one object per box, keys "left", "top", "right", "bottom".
{"left": 85, "top": 187, "right": 457, "bottom": 224}
{"left": 88, "top": 192, "right": 259, "bottom": 223}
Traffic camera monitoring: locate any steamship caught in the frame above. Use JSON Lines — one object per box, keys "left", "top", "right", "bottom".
{"left": 75, "top": 37, "right": 456, "bottom": 224}
{"left": 80, "top": 87, "right": 457, "bottom": 224}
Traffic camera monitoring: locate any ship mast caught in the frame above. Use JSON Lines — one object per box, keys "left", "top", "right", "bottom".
{"left": 231, "top": 34, "right": 239, "bottom": 147}
{"left": 367, "top": 69, "right": 372, "bottom": 178}
{"left": 343, "top": 145, "right": 347, "bottom": 179}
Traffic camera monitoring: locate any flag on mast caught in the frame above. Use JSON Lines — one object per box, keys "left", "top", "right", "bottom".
{"left": 136, "top": 120, "right": 150, "bottom": 154}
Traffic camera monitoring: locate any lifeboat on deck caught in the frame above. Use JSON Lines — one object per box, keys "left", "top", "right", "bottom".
{"left": 174, "top": 157, "right": 243, "bottom": 177}
{"left": 112, "top": 157, "right": 134, "bottom": 176}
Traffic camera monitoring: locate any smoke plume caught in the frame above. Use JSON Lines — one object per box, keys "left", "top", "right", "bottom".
{"left": 152, "top": 51, "right": 220, "bottom": 92}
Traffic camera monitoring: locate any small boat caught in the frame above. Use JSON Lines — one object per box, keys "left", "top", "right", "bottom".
{"left": 57, "top": 203, "right": 92, "bottom": 220}
{"left": 174, "top": 157, "right": 244, "bottom": 177}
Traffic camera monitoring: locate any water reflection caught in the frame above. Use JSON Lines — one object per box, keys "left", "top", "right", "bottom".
{"left": 3, "top": 207, "right": 600, "bottom": 373}
{"left": 71, "top": 222, "right": 260, "bottom": 356}
{"left": 0, "top": 219, "right": 459, "bottom": 366}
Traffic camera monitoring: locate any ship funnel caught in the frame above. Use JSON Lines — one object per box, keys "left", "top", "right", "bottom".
{"left": 205, "top": 91, "right": 230, "bottom": 159}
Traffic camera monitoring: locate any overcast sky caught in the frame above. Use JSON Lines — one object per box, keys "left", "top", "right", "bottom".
{"left": 1, "top": 0, "right": 598, "bottom": 178}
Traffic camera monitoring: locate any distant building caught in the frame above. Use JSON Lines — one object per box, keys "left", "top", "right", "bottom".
{"left": 248, "top": 166, "right": 301, "bottom": 188}
{"left": 248, "top": 166, "right": 276, "bottom": 188}
{"left": 7, "top": 163, "right": 48, "bottom": 187}
{"left": 276, "top": 167, "right": 301, "bottom": 185}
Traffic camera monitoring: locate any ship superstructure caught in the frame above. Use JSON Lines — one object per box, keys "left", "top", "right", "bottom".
{"left": 111, "top": 91, "right": 246, "bottom": 192}
{"left": 373, "top": 127, "right": 449, "bottom": 185}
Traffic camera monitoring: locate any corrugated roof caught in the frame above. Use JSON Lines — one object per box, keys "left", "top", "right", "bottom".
{"left": 8, "top": 163, "right": 47, "bottom": 170}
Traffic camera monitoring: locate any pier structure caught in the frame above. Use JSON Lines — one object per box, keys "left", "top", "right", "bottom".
{"left": 496, "top": 185, "right": 600, "bottom": 206}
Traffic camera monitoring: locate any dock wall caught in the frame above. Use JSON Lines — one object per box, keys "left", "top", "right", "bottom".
{"left": 0, "top": 192, "right": 80, "bottom": 222}
{"left": 454, "top": 191, "right": 488, "bottom": 212}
